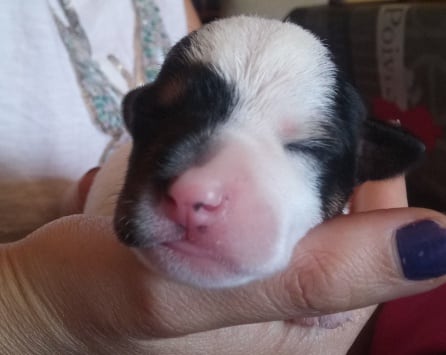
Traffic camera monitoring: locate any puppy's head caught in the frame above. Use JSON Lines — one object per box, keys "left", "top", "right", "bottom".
{"left": 115, "top": 17, "right": 423, "bottom": 288}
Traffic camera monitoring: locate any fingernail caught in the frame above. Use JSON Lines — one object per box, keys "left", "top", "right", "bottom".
{"left": 396, "top": 220, "right": 446, "bottom": 280}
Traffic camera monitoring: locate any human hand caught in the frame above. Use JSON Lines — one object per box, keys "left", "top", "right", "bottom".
{"left": 2, "top": 178, "right": 446, "bottom": 354}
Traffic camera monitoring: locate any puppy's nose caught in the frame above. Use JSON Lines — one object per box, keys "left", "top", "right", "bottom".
{"left": 163, "top": 168, "right": 226, "bottom": 229}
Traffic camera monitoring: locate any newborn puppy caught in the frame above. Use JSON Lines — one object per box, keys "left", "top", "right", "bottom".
{"left": 85, "top": 16, "right": 423, "bottom": 290}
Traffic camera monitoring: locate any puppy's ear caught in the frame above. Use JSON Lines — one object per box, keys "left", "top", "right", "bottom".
{"left": 356, "top": 119, "right": 425, "bottom": 184}
{"left": 122, "top": 85, "right": 152, "bottom": 137}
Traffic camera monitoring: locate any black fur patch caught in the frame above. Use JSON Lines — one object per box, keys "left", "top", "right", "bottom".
{"left": 125, "top": 60, "right": 237, "bottom": 182}
{"left": 290, "top": 76, "right": 365, "bottom": 219}
{"left": 115, "top": 38, "right": 238, "bottom": 245}
{"left": 316, "top": 78, "right": 365, "bottom": 218}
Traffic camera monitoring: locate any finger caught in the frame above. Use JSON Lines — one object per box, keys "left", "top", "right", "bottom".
{"left": 78, "top": 167, "right": 101, "bottom": 211}
{"left": 60, "top": 168, "right": 100, "bottom": 215}
{"left": 350, "top": 176, "right": 408, "bottom": 212}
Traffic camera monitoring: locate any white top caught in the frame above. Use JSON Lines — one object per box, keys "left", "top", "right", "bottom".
{"left": 0, "top": 0, "right": 188, "bottom": 241}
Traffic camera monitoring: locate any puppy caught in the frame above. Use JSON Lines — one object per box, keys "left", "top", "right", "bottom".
{"left": 85, "top": 16, "right": 423, "bottom": 291}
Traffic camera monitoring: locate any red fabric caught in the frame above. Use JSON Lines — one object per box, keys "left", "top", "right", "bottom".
{"left": 371, "top": 284, "right": 446, "bottom": 354}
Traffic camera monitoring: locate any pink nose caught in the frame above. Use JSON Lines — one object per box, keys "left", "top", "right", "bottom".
{"left": 163, "top": 168, "right": 226, "bottom": 229}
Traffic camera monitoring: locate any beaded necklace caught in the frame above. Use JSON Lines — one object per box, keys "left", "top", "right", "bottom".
{"left": 51, "top": 0, "right": 171, "bottom": 162}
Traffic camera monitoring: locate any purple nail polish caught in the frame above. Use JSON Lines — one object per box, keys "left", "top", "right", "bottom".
{"left": 396, "top": 220, "right": 446, "bottom": 280}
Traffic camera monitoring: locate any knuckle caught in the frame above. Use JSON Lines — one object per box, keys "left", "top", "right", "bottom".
{"left": 280, "top": 250, "right": 353, "bottom": 315}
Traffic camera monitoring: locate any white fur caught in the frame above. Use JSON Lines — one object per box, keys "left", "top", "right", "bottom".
{"left": 187, "top": 16, "right": 336, "bottom": 142}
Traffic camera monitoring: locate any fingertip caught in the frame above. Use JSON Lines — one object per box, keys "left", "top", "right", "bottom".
{"left": 351, "top": 176, "right": 408, "bottom": 213}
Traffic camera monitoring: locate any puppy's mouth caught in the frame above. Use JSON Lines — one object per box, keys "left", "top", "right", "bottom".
{"left": 133, "top": 220, "right": 241, "bottom": 273}
{"left": 141, "top": 225, "right": 225, "bottom": 262}
{"left": 161, "top": 239, "right": 225, "bottom": 262}
{"left": 135, "top": 234, "right": 242, "bottom": 287}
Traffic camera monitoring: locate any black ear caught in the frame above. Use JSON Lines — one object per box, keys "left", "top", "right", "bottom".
{"left": 122, "top": 85, "right": 151, "bottom": 136}
{"left": 356, "top": 119, "right": 425, "bottom": 184}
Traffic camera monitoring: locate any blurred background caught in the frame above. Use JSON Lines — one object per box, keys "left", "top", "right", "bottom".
{"left": 192, "top": 0, "right": 327, "bottom": 21}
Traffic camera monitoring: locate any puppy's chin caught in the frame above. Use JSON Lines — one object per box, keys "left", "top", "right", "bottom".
{"left": 132, "top": 234, "right": 293, "bottom": 289}
{"left": 133, "top": 245, "right": 253, "bottom": 288}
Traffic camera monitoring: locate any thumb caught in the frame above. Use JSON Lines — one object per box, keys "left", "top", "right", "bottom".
{"left": 262, "top": 208, "right": 446, "bottom": 318}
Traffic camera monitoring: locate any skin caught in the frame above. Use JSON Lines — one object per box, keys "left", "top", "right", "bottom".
{"left": 184, "top": 0, "right": 201, "bottom": 32}
{"left": 2, "top": 176, "right": 446, "bottom": 354}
